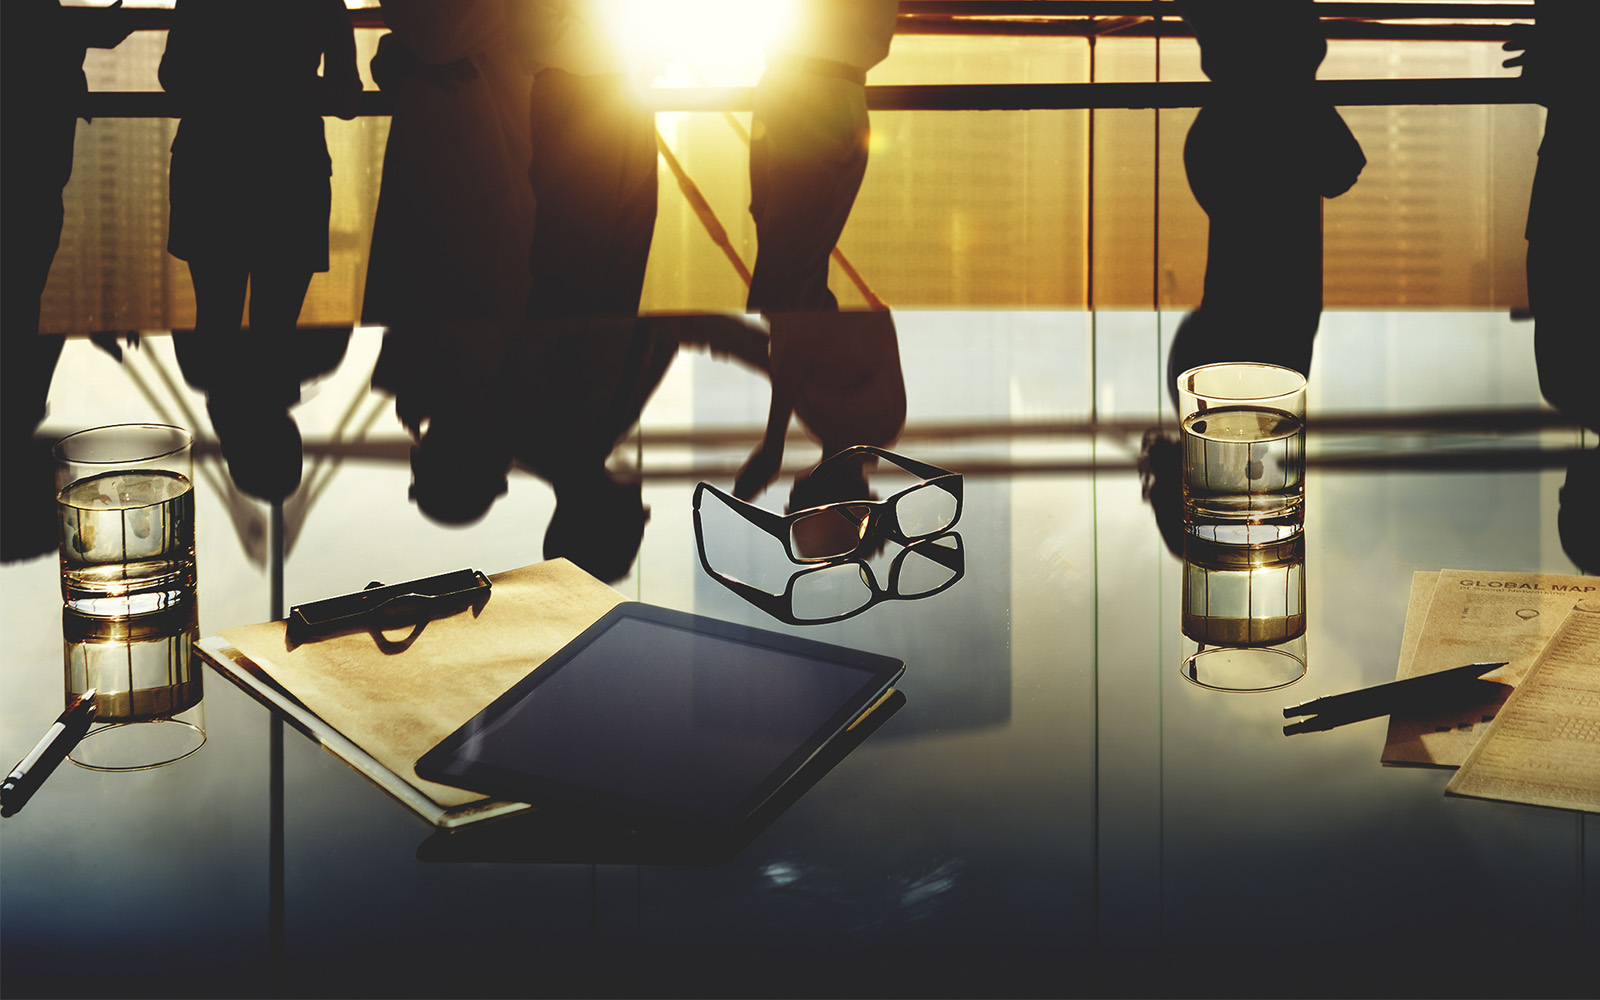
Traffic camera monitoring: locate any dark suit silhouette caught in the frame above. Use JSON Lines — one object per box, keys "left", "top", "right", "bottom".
{"left": 160, "top": 0, "right": 360, "bottom": 338}
{"left": 1166, "top": 0, "right": 1364, "bottom": 397}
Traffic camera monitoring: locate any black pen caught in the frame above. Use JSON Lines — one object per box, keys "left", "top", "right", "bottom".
{"left": 1, "top": 689, "right": 97, "bottom": 817}
{"left": 1282, "top": 661, "right": 1506, "bottom": 728}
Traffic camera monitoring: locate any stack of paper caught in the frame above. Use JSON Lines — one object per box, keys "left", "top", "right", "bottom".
{"left": 1447, "top": 599, "right": 1600, "bottom": 813}
{"left": 1382, "top": 570, "right": 1600, "bottom": 814}
{"left": 196, "top": 559, "right": 627, "bottom": 828}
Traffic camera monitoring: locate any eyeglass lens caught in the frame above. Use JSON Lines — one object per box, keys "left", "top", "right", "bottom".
{"left": 893, "top": 482, "right": 958, "bottom": 537}
{"left": 789, "top": 504, "right": 872, "bottom": 561}
{"left": 787, "top": 483, "right": 956, "bottom": 561}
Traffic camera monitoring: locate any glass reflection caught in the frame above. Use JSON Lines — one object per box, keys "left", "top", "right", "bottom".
{"left": 63, "top": 592, "right": 206, "bottom": 771}
{"left": 696, "top": 508, "right": 964, "bottom": 627}
{"left": 1179, "top": 533, "right": 1307, "bottom": 693}
{"left": 704, "top": 446, "right": 962, "bottom": 564}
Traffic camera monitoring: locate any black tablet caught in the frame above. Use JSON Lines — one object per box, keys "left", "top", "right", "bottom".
{"left": 415, "top": 603, "right": 904, "bottom": 832}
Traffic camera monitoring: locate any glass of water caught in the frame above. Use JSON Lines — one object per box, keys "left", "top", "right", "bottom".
{"left": 54, "top": 424, "right": 195, "bottom": 617}
{"left": 1176, "top": 363, "right": 1306, "bottom": 544}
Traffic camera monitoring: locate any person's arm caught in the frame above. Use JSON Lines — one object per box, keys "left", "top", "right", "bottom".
{"left": 319, "top": 0, "right": 362, "bottom": 119}
{"left": 156, "top": 0, "right": 193, "bottom": 101}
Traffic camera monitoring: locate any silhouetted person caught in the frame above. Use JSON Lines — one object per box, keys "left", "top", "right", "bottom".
{"left": 1503, "top": 1, "right": 1598, "bottom": 432}
{"left": 1, "top": 0, "right": 134, "bottom": 443}
{"left": 362, "top": 0, "right": 536, "bottom": 326}
{"left": 733, "top": 310, "right": 906, "bottom": 503}
{"left": 1166, "top": 0, "right": 1365, "bottom": 398}
{"left": 2, "top": 0, "right": 134, "bottom": 562}
{"left": 522, "top": 2, "right": 657, "bottom": 320}
{"left": 745, "top": 0, "right": 898, "bottom": 314}
{"left": 160, "top": 0, "right": 360, "bottom": 343}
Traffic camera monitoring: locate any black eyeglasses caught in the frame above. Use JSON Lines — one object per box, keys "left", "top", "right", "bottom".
{"left": 694, "top": 525, "right": 966, "bottom": 626}
{"left": 692, "top": 446, "right": 963, "bottom": 564}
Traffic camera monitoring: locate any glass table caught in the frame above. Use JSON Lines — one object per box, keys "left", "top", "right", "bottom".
{"left": 2, "top": 310, "right": 1594, "bottom": 997}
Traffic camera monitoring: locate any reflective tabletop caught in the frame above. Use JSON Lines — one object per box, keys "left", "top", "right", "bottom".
{"left": 2, "top": 310, "right": 1595, "bottom": 998}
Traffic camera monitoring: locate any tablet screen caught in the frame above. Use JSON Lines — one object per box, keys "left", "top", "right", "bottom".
{"left": 419, "top": 607, "right": 902, "bottom": 828}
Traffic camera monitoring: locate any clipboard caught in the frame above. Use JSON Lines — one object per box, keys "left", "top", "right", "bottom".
{"left": 195, "top": 559, "right": 630, "bottom": 829}
{"left": 196, "top": 560, "right": 905, "bottom": 833}
{"left": 197, "top": 634, "right": 530, "bottom": 828}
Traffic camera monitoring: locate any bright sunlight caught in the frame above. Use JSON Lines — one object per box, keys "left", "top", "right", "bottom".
{"left": 590, "top": 0, "right": 800, "bottom": 86}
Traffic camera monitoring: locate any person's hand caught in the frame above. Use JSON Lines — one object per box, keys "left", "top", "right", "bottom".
{"left": 89, "top": 331, "right": 139, "bottom": 363}
{"left": 1501, "top": 24, "right": 1556, "bottom": 107}
{"left": 1501, "top": 24, "right": 1535, "bottom": 74}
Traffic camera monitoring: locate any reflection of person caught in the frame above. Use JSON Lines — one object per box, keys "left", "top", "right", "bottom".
{"left": 507, "top": 317, "right": 679, "bottom": 581}
{"left": 733, "top": 310, "right": 906, "bottom": 503}
{"left": 375, "top": 312, "right": 764, "bottom": 580}
{"left": 371, "top": 318, "right": 517, "bottom": 525}
{"left": 522, "top": 2, "right": 657, "bottom": 320}
{"left": 1, "top": 0, "right": 135, "bottom": 441}
{"left": 160, "top": 0, "right": 361, "bottom": 341}
{"left": 1166, "top": 0, "right": 1365, "bottom": 397}
{"left": 362, "top": 0, "right": 536, "bottom": 326}
{"left": 1502, "top": 1, "right": 1598, "bottom": 431}
{"left": 746, "top": 0, "right": 898, "bottom": 314}
{"left": 173, "top": 330, "right": 350, "bottom": 502}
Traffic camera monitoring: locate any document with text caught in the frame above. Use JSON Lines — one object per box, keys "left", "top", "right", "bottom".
{"left": 1382, "top": 570, "right": 1599, "bottom": 768}
{"left": 1447, "top": 600, "right": 1600, "bottom": 813}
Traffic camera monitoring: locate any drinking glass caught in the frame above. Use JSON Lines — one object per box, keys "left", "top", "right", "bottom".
{"left": 54, "top": 424, "right": 195, "bottom": 617}
{"left": 1176, "top": 363, "right": 1306, "bottom": 544}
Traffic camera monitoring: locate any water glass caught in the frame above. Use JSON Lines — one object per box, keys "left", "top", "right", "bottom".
{"left": 1176, "top": 363, "right": 1306, "bottom": 544}
{"left": 54, "top": 424, "right": 195, "bottom": 617}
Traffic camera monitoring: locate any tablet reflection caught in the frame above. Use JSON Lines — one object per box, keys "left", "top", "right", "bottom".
{"left": 415, "top": 690, "right": 904, "bottom": 866}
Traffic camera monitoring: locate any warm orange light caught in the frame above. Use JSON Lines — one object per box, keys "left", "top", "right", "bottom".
{"left": 592, "top": 0, "right": 799, "bottom": 86}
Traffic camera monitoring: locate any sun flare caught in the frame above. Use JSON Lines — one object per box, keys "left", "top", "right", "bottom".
{"left": 591, "top": 0, "right": 800, "bottom": 85}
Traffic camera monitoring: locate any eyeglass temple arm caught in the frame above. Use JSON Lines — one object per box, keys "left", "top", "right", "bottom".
{"left": 692, "top": 509, "right": 797, "bottom": 619}
{"left": 813, "top": 445, "right": 955, "bottom": 483}
{"left": 905, "top": 534, "right": 964, "bottom": 573}
{"left": 694, "top": 481, "right": 790, "bottom": 539}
